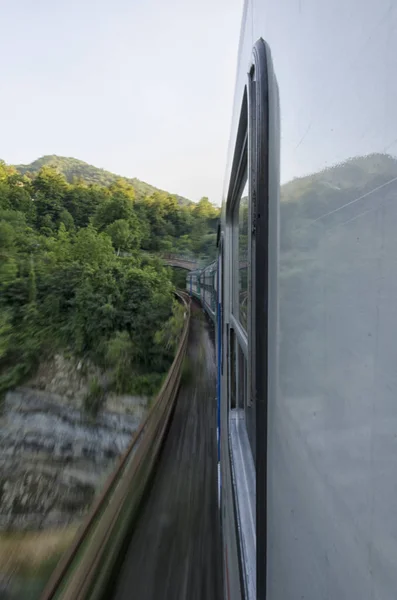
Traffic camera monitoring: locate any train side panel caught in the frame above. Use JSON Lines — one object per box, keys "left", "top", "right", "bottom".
{"left": 226, "top": 0, "right": 397, "bottom": 599}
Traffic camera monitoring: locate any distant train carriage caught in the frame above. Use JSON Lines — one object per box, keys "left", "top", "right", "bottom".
{"left": 186, "top": 269, "right": 201, "bottom": 300}
{"left": 202, "top": 261, "right": 217, "bottom": 319}
{"left": 186, "top": 262, "right": 216, "bottom": 322}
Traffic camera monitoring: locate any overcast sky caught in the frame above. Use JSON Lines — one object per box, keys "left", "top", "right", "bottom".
{"left": 0, "top": 0, "right": 243, "bottom": 203}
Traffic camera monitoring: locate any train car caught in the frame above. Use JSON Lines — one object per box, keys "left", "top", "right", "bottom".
{"left": 186, "top": 262, "right": 217, "bottom": 322}
{"left": 186, "top": 269, "right": 201, "bottom": 301}
{"left": 201, "top": 261, "right": 217, "bottom": 320}
{"left": 219, "top": 0, "right": 397, "bottom": 599}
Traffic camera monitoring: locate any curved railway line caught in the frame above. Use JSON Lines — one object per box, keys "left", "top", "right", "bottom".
{"left": 112, "top": 301, "right": 222, "bottom": 600}
{"left": 41, "top": 291, "right": 203, "bottom": 600}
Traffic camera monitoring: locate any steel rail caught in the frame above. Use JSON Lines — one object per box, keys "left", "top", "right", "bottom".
{"left": 41, "top": 291, "right": 191, "bottom": 600}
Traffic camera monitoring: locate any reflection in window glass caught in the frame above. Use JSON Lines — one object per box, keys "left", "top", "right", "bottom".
{"left": 238, "top": 344, "right": 247, "bottom": 410}
{"left": 238, "top": 181, "right": 249, "bottom": 330}
{"left": 230, "top": 330, "right": 237, "bottom": 409}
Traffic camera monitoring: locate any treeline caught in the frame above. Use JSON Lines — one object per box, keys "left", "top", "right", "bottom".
{"left": 0, "top": 161, "right": 219, "bottom": 398}
{"left": 15, "top": 155, "right": 191, "bottom": 204}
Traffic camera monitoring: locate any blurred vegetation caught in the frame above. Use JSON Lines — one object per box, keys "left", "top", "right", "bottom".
{"left": 84, "top": 377, "right": 106, "bottom": 416}
{"left": 0, "top": 527, "right": 78, "bottom": 599}
{"left": 0, "top": 158, "right": 220, "bottom": 399}
{"left": 170, "top": 267, "right": 189, "bottom": 289}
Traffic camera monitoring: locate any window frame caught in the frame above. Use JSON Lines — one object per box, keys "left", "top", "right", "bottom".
{"left": 248, "top": 39, "right": 272, "bottom": 600}
{"left": 225, "top": 38, "right": 273, "bottom": 600}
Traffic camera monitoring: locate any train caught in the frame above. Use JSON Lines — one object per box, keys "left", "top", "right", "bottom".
{"left": 187, "top": 261, "right": 217, "bottom": 321}
{"left": 188, "top": 0, "right": 397, "bottom": 599}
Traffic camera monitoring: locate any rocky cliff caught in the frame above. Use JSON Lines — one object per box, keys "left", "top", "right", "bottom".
{"left": 0, "top": 355, "right": 148, "bottom": 530}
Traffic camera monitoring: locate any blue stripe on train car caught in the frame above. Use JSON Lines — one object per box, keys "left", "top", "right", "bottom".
{"left": 216, "top": 256, "right": 221, "bottom": 507}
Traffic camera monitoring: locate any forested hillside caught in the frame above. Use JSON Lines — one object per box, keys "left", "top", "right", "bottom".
{"left": 14, "top": 155, "right": 191, "bottom": 204}
{"left": 0, "top": 160, "right": 219, "bottom": 398}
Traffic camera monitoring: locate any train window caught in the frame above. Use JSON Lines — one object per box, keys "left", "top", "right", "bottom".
{"left": 230, "top": 329, "right": 237, "bottom": 410}
{"left": 238, "top": 345, "right": 248, "bottom": 410}
{"left": 238, "top": 181, "right": 249, "bottom": 331}
{"left": 232, "top": 177, "right": 249, "bottom": 333}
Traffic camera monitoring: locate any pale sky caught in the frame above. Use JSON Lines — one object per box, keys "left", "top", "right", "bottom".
{"left": 0, "top": 0, "right": 243, "bottom": 203}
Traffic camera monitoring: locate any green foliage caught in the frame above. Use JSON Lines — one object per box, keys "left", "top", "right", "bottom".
{"left": 0, "top": 155, "right": 220, "bottom": 397}
{"left": 59, "top": 208, "right": 75, "bottom": 231}
{"left": 92, "top": 191, "right": 134, "bottom": 230}
{"left": 154, "top": 300, "right": 185, "bottom": 353}
{"left": 129, "top": 373, "right": 165, "bottom": 397}
{"left": 106, "top": 331, "right": 134, "bottom": 394}
{"left": 72, "top": 225, "right": 114, "bottom": 267}
{"left": 105, "top": 332, "right": 167, "bottom": 397}
{"left": 170, "top": 267, "right": 188, "bottom": 289}
{"left": 84, "top": 377, "right": 105, "bottom": 416}
{"left": 13, "top": 157, "right": 221, "bottom": 261}
{"left": 188, "top": 197, "right": 219, "bottom": 260}
{"left": 15, "top": 155, "right": 192, "bottom": 204}
{"left": 105, "top": 220, "right": 134, "bottom": 253}
{"left": 0, "top": 311, "right": 12, "bottom": 360}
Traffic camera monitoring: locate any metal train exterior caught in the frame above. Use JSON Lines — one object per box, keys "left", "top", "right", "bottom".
{"left": 190, "top": 0, "right": 397, "bottom": 598}
{"left": 187, "top": 261, "right": 217, "bottom": 321}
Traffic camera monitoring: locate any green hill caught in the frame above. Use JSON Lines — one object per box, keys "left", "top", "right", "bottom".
{"left": 280, "top": 153, "right": 397, "bottom": 248}
{"left": 14, "top": 155, "right": 192, "bottom": 204}
{"left": 282, "top": 153, "right": 397, "bottom": 205}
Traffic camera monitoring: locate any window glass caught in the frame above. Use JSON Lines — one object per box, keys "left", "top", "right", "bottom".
{"left": 230, "top": 329, "right": 237, "bottom": 409}
{"left": 238, "top": 344, "right": 247, "bottom": 410}
{"left": 268, "top": 9, "right": 397, "bottom": 599}
{"left": 233, "top": 178, "right": 249, "bottom": 330}
{"left": 238, "top": 184, "right": 249, "bottom": 330}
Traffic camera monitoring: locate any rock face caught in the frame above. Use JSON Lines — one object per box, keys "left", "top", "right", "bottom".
{"left": 27, "top": 354, "right": 105, "bottom": 409}
{"left": 0, "top": 388, "right": 148, "bottom": 530}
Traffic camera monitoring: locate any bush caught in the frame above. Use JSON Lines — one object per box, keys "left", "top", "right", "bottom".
{"left": 129, "top": 373, "right": 165, "bottom": 397}
{"left": 154, "top": 300, "right": 185, "bottom": 353}
{"left": 84, "top": 377, "right": 105, "bottom": 416}
{"left": 106, "top": 331, "right": 134, "bottom": 394}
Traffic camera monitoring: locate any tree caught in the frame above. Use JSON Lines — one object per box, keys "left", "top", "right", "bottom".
{"left": 108, "top": 178, "right": 136, "bottom": 201}
{"left": 0, "top": 221, "right": 18, "bottom": 285}
{"left": 32, "top": 166, "right": 69, "bottom": 201}
{"left": 72, "top": 225, "right": 114, "bottom": 268}
{"left": 0, "top": 155, "right": 222, "bottom": 398}
{"left": 65, "top": 184, "right": 109, "bottom": 228}
{"left": 59, "top": 208, "right": 75, "bottom": 231}
{"left": 106, "top": 331, "right": 135, "bottom": 393}
{"left": 0, "top": 312, "right": 12, "bottom": 360}
{"left": 92, "top": 195, "right": 134, "bottom": 230}
{"left": 39, "top": 212, "right": 56, "bottom": 236}
{"left": 192, "top": 196, "right": 219, "bottom": 220}
{"left": 0, "top": 182, "right": 11, "bottom": 210}
{"left": 33, "top": 167, "right": 69, "bottom": 231}
{"left": 9, "top": 186, "right": 36, "bottom": 223}
{"left": 106, "top": 219, "right": 136, "bottom": 253}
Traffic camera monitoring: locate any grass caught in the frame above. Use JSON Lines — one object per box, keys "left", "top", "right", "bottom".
{"left": 0, "top": 526, "right": 78, "bottom": 579}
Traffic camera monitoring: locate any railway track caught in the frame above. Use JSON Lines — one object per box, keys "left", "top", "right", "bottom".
{"left": 41, "top": 291, "right": 191, "bottom": 600}
{"left": 112, "top": 300, "right": 222, "bottom": 600}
